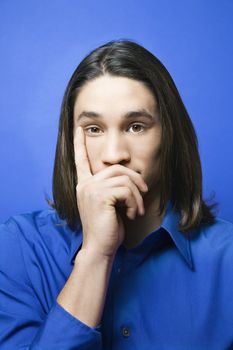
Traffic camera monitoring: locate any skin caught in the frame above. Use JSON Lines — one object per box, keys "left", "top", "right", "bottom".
{"left": 56, "top": 74, "right": 166, "bottom": 328}
{"left": 73, "top": 74, "right": 164, "bottom": 251}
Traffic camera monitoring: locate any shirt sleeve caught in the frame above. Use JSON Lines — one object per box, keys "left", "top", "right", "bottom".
{"left": 0, "top": 219, "right": 103, "bottom": 350}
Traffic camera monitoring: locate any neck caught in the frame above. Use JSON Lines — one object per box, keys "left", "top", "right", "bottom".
{"left": 120, "top": 190, "right": 165, "bottom": 249}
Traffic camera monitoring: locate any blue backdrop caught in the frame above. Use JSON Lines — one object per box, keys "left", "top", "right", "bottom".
{"left": 0, "top": 0, "right": 232, "bottom": 223}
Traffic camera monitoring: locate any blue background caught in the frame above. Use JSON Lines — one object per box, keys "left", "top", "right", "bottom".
{"left": 0, "top": 0, "right": 232, "bottom": 223}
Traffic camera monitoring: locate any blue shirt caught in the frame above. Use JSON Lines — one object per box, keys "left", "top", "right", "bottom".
{"left": 0, "top": 203, "right": 233, "bottom": 350}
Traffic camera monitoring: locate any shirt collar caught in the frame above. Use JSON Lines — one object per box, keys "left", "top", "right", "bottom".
{"left": 161, "top": 201, "right": 194, "bottom": 270}
{"left": 68, "top": 201, "right": 194, "bottom": 269}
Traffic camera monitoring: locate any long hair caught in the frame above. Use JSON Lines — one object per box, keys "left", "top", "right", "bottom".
{"left": 49, "top": 39, "right": 216, "bottom": 232}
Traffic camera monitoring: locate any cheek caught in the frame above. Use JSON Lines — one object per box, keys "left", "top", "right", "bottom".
{"left": 140, "top": 149, "right": 161, "bottom": 178}
{"left": 134, "top": 133, "right": 161, "bottom": 181}
{"left": 134, "top": 133, "right": 161, "bottom": 164}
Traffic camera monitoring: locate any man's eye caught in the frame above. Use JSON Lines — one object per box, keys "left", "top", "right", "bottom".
{"left": 128, "top": 124, "right": 146, "bottom": 133}
{"left": 85, "top": 126, "right": 102, "bottom": 135}
{"left": 84, "top": 124, "right": 146, "bottom": 135}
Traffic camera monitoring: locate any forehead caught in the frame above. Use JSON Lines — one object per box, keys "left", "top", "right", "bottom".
{"left": 73, "top": 75, "right": 157, "bottom": 116}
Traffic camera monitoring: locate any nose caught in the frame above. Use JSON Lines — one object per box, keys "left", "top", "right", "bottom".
{"left": 101, "top": 132, "right": 131, "bottom": 166}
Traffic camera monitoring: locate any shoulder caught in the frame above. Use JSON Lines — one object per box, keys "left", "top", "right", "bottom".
{"left": 1, "top": 207, "right": 64, "bottom": 230}
{"left": 200, "top": 217, "right": 233, "bottom": 247}
{"left": 0, "top": 208, "right": 77, "bottom": 280}
{"left": 191, "top": 217, "right": 233, "bottom": 265}
{"left": 0, "top": 207, "right": 76, "bottom": 242}
{"left": 0, "top": 208, "right": 61, "bottom": 250}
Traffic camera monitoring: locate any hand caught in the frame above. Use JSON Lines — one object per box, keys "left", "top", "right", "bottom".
{"left": 73, "top": 126, "right": 148, "bottom": 258}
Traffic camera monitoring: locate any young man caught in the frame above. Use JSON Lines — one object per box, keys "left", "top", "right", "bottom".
{"left": 0, "top": 40, "right": 233, "bottom": 349}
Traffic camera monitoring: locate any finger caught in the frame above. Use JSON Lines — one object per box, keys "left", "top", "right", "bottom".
{"left": 104, "top": 175, "right": 145, "bottom": 216}
{"left": 110, "top": 187, "right": 138, "bottom": 220}
{"left": 93, "top": 164, "right": 148, "bottom": 194}
{"left": 73, "top": 126, "right": 92, "bottom": 182}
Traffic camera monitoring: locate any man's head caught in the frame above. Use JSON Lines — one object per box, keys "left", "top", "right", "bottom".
{"left": 52, "top": 39, "right": 215, "bottom": 232}
{"left": 73, "top": 75, "right": 162, "bottom": 202}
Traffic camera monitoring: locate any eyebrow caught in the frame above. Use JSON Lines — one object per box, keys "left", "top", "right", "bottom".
{"left": 76, "top": 108, "right": 157, "bottom": 122}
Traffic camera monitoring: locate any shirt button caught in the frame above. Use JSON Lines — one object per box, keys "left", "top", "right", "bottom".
{"left": 117, "top": 267, "right": 121, "bottom": 273}
{"left": 122, "top": 326, "right": 131, "bottom": 337}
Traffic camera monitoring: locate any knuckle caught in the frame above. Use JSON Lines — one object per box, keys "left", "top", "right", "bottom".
{"left": 124, "top": 187, "right": 132, "bottom": 197}
{"left": 122, "top": 175, "right": 130, "bottom": 183}
{"left": 76, "top": 180, "right": 91, "bottom": 195}
{"left": 76, "top": 185, "right": 84, "bottom": 200}
{"left": 135, "top": 172, "right": 143, "bottom": 182}
{"left": 76, "top": 183, "right": 82, "bottom": 193}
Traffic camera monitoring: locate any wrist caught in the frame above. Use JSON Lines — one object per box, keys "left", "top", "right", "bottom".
{"left": 75, "top": 247, "right": 116, "bottom": 266}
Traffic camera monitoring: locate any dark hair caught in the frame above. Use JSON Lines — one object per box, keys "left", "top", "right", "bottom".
{"left": 48, "top": 39, "right": 217, "bottom": 232}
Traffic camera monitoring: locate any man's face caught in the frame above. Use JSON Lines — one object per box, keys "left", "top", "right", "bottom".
{"left": 73, "top": 75, "right": 162, "bottom": 195}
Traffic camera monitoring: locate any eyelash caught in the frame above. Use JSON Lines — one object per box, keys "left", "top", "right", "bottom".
{"left": 84, "top": 123, "right": 147, "bottom": 135}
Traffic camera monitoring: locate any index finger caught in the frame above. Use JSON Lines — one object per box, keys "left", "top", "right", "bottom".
{"left": 73, "top": 126, "right": 92, "bottom": 182}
